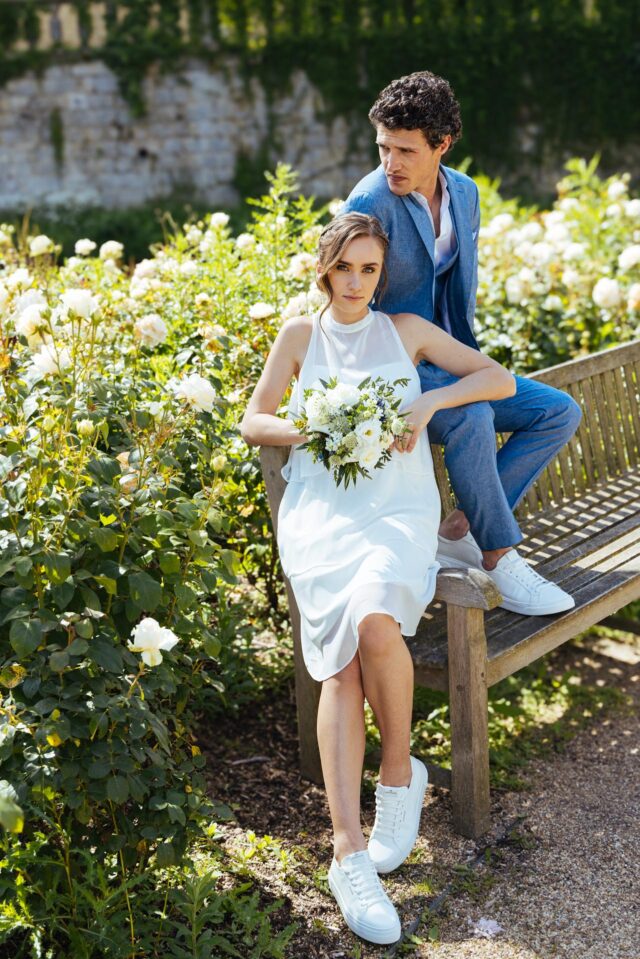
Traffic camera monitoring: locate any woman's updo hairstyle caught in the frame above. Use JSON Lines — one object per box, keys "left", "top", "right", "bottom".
{"left": 316, "top": 212, "right": 389, "bottom": 318}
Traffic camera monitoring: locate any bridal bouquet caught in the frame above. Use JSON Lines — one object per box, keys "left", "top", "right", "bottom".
{"left": 294, "top": 375, "right": 411, "bottom": 488}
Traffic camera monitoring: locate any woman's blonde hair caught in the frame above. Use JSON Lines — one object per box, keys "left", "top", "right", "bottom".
{"left": 316, "top": 212, "right": 389, "bottom": 318}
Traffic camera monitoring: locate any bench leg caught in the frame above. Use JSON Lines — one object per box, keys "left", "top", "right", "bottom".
{"left": 447, "top": 604, "right": 491, "bottom": 838}
{"left": 284, "top": 582, "right": 323, "bottom": 784}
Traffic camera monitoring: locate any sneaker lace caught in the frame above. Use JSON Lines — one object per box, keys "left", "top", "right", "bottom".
{"left": 346, "top": 855, "right": 388, "bottom": 908}
{"left": 373, "top": 789, "right": 406, "bottom": 841}
{"left": 507, "top": 553, "right": 548, "bottom": 589}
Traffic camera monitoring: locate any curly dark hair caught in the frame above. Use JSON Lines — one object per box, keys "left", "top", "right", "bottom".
{"left": 368, "top": 71, "right": 462, "bottom": 152}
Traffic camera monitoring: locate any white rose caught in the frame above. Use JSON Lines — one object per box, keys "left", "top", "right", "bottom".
{"left": 209, "top": 212, "right": 230, "bottom": 228}
{"left": 128, "top": 617, "right": 180, "bottom": 667}
{"left": 561, "top": 268, "right": 581, "bottom": 288}
{"left": 6, "top": 269, "right": 30, "bottom": 289}
{"left": 592, "top": 277, "right": 621, "bottom": 309}
{"left": 305, "top": 392, "right": 331, "bottom": 432}
{"left": 77, "top": 419, "right": 94, "bottom": 437}
{"left": 607, "top": 179, "right": 627, "bottom": 200}
{"left": 328, "top": 199, "right": 345, "bottom": 216}
{"left": 171, "top": 372, "right": 216, "bottom": 413}
{"left": 519, "top": 221, "right": 543, "bottom": 241}
{"left": 99, "top": 240, "right": 124, "bottom": 260}
{"left": 618, "top": 245, "right": 640, "bottom": 271}
{"left": 235, "top": 232, "right": 256, "bottom": 251}
{"left": 357, "top": 444, "right": 382, "bottom": 470}
{"left": 133, "top": 258, "right": 157, "bottom": 280}
{"left": 355, "top": 418, "right": 382, "bottom": 444}
{"left": 505, "top": 276, "right": 524, "bottom": 304}
{"left": 559, "top": 197, "right": 579, "bottom": 212}
{"left": 185, "top": 225, "right": 203, "bottom": 244}
{"left": 0, "top": 284, "right": 8, "bottom": 311}
{"left": 624, "top": 199, "right": 640, "bottom": 219}
{"left": 563, "top": 242, "right": 586, "bottom": 262}
{"left": 325, "top": 382, "right": 361, "bottom": 409}
{"left": 15, "top": 304, "right": 45, "bottom": 339}
{"left": 513, "top": 241, "right": 533, "bottom": 261}
{"left": 179, "top": 260, "right": 198, "bottom": 276}
{"left": 30, "top": 344, "right": 72, "bottom": 377}
{"left": 75, "top": 238, "right": 96, "bottom": 256}
{"left": 530, "top": 242, "right": 554, "bottom": 265}
{"left": 606, "top": 203, "right": 622, "bottom": 219}
{"left": 29, "top": 234, "right": 54, "bottom": 256}
{"left": 490, "top": 212, "right": 515, "bottom": 232}
{"left": 61, "top": 288, "right": 98, "bottom": 319}
{"left": 545, "top": 224, "right": 570, "bottom": 246}
{"left": 15, "top": 288, "right": 47, "bottom": 314}
{"left": 134, "top": 312, "right": 167, "bottom": 347}
{"left": 103, "top": 258, "right": 120, "bottom": 275}
{"left": 542, "top": 295, "right": 563, "bottom": 312}
{"left": 248, "top": 301, "right": 275, "bottom": 320}
{"left": 287, "top": 252, "right": 317, "bottom": 280}
{"left": 543, "top": 210, "right": 565, "bottom": 226}
{"left": 195, "top": 292, "right": 211, "bottom": 306}
{"left": 628, "top": 283, "right": 640, "bottom": 311}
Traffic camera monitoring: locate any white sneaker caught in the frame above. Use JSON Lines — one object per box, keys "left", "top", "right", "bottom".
{"left": 328, "top": 850, "right": 401, "bottom": 944}
{"left": 437, "top": 533, "right": 574, "bottom": 616}
{"left": 436, "top": 531, "right": 483, "bottom": 569}
{"left": 368, "top": 756, "right": 429, "bottom": 874}
{"left": 483, "top": 549, "right": 575, "bottom": 615}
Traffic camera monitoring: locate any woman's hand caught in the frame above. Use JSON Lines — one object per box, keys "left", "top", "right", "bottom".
{"left": 392, "top": 392, "right": 441, "bottom": 454}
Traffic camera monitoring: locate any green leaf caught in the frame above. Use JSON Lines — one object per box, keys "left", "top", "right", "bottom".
{"left": 94, "top": 575, "right": 117, "bottom": 596}
{"left": 75, "top": 620, "right": 94, "bottom": 639}
{"left": 159, "top": 552, "right": 181, "bottom": 575}
{"left": 128, "top": 572, "right": 162, "bottom": 611}
{"left": 156, "top": 842, "right": 176, "bottom": 867}
{"left": 99, "top": 513, "right": 117, "bottom": 526}
{"left": 89, "top": 639, "right": 123, "bottom": 673}
{"left": 49, "top": 650, "right": 69, "bottom": 672}
{"left": 87, "top": 760, "right": 111, "bottom": 779}
{"left": 15, "top": 556, "right": 32, "bottom": 577}
{"left": 0, "top": 782, "right": 23, "bottom": 834}
{"left": 43, "top": 553, "right": 71, "bottom": 585}
{"left": 106, "top": 776, "right": 129, "bottom": 804}
{"left": 93, "top": 528, "right": 118, "bottom": 552}
{"left": 67, "top": 637, "right": 89, "bottom": 656}
{"left": 9, "top": 620, "right": 42, "bottom": 657}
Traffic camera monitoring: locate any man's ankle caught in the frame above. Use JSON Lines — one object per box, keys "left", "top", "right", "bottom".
{"left": 482, "top": 546, "right": 513, "bottom": 571}
{"left": 439, "top": 510, "right": 470, "bottom": 541}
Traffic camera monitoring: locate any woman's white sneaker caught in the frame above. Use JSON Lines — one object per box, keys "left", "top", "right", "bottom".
{"left": 368, "top": 756, "right": 429, "bottom": 874}
{"left": 328, "top": 849, "right": 401, "bottom": 945}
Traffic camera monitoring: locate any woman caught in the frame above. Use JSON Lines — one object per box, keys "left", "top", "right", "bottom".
{"left": 241, "top": 213, "right": 514, "bottom": 945}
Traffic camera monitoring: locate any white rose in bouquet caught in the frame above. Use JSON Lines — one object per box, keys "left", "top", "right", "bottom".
{"left": 325, "top": 382, "right": 361, "bottom": 410}
{"left": 305, "top": 391, "right": 331, "bottom": 432}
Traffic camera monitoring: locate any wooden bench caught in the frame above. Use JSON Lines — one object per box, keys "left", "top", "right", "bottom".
{"left": 259, "top": 339, "right": 640, "bottom": 838}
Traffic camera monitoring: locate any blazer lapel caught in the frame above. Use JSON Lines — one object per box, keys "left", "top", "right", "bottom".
{"left": 400, "top": 194, "right": 435, "bottom": 266}
{"left": 443, "top": 165, "right": 472, "bottom": 300}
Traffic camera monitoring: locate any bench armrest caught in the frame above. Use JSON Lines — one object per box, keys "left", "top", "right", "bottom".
{"left": 434, "top": 567, "right": 502, "bottom": 610}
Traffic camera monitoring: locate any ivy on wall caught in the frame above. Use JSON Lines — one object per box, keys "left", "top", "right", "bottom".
{"left": 0, "top": 0, "right": 639, "bottom": 183}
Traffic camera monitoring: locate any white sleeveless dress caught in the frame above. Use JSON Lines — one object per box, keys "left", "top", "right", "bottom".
{"left": 278, "top": 308, "right": 441, "bottom": 682}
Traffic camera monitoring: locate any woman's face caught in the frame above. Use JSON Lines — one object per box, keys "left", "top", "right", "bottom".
{"left": 324, "top": 235, "right": 384, "bottom": 313}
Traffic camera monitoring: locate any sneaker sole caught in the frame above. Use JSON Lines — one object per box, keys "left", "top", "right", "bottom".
{"left": 370, "top": 762, "right": 429, "bottom": 875}
{"left": 435, "top": 553, "right": 478, "bottom": 571}
{"left": 328, "top": 871, "right": 401, "bottom": 945}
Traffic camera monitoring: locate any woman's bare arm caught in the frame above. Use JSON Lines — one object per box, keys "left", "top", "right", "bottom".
{"left": 240, "top": 317, "right": 313, "bottom": 447}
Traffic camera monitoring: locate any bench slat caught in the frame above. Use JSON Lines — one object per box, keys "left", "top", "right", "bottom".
{"left": 613, "top": 366, "right": 638, "bottom": 467}
{"left": 568, "top": 381, "right": 597, "bottom": 487}
{"left": 529, "top": 339, "right": 640, "bottom": 388}
{"left": 623, "top": 362, "right": 640, "bottom": 446}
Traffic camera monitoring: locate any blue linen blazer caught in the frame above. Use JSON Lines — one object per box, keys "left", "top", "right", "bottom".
{"left": 342, "top": 164, "right": 480, "bottom": 348}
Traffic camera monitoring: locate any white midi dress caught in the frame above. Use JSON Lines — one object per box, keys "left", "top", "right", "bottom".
{"left": 277, "top": 308, "right": 441, "bottom": 681}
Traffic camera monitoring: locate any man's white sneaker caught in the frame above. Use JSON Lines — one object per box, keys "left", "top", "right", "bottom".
{"left": 436, "top": 531, "right": 483, "bottom": 570}
{"left": 437, "top": 533, "right": 574, "bottom": 616}
{"left": 482, "top": 549, "right": 575, "bottom": 616}
{"left": 328, "top": 850, "right": 401, "bottom": 944}
{"left": 368, "top": 756, "right": 429, "bottom": 874}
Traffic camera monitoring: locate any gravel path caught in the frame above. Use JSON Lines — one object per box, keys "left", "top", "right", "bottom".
{"left": 211, "top": 632, "right": 640, "bottom": 958}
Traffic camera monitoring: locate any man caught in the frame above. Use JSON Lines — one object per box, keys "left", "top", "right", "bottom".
{"left": 343, "top": 71, "right": 581, "bottom": 615}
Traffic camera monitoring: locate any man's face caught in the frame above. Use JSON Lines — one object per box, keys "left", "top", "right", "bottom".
{"left": 375, "top": 125, "right": 451, "bottom": 196}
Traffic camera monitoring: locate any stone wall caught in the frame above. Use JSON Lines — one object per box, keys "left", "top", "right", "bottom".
{"left": 1, "top": 57, "right": 638, "bottom": 213}
{"left": 0, "top": 58, "right": 372, "bottom": 211}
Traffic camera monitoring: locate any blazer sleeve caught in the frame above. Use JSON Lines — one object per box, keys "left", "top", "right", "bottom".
{"left": 342, "top": 191, "right": 391, "bottom": 233}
